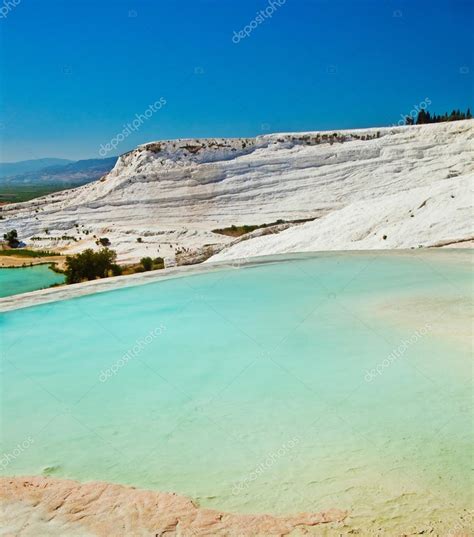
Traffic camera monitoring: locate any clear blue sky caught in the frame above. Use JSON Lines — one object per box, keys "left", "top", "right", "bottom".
{"left": 0, "top": 0, "right": 472, "bottom": 162}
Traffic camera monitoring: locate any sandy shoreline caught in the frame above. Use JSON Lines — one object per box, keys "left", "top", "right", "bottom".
{"left": 0, "top": 254, "right": 66, "bottom": 270}
{"left": 2, "top": 476, "right": 472, "bottom": 536}
{"left": 0, "top": 476, "right": 347, "bottom": 537}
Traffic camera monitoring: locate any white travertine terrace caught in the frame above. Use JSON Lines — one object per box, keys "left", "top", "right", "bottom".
{"left": 1, "top": 120, "right": 472, "bottom": 264}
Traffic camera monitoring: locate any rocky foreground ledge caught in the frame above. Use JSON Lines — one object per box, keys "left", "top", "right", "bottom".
{"left": 0, "top": 476, "right": 347, "bottom": 536}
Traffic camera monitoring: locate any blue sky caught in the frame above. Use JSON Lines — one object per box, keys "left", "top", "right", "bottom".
{"left": 0, "top": 0, "right": 472, "bottom": 162}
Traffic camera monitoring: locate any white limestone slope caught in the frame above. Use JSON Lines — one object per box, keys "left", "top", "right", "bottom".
{"left": 210, "top": 174, "right": 473, "bottom": 262}
{"left": 1, "top": 120, "right": 473, "bottom": 264}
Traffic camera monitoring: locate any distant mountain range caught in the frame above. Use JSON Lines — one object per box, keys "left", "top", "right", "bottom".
{"left": 0, "top": 158, "right": 73, "bottom": 178}
{"left": 0, "top": 157, "right": 118, "bottom": 203}
{"left": 1, "top": 157, "right": 117, "bottom": 186}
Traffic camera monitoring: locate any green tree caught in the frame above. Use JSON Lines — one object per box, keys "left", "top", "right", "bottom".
{"left": 153, "top": 257, "right": 165, "bottom": 269}
{"left": 416, "top": 110, "right": 427, "bottom": 124}
{"left": 140, "top": 257, "right": 153, "bottom": 271}
{"left": 3, "top": 229, "right": 19, "bottom": 248}
{"left": 110, "top": 264, "right": 122, "bottom": 276}
{"left": 65, "top": 248, "right": 118, "bottom": 284}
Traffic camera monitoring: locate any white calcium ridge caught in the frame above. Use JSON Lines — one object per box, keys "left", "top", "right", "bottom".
{"left": 1, "top": 120, "right": 472, "bottom": 264}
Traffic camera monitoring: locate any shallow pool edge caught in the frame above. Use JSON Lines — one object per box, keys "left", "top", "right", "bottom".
{"left": 1, "top": 248, "right": 471, "bottom": 313}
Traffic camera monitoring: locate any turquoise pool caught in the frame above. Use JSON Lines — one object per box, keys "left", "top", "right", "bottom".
{"left": 0, "top": 251, "right": 472, "bottom": 533}
{"left": 0, "top": 264, "right": 65, "bottom": 297}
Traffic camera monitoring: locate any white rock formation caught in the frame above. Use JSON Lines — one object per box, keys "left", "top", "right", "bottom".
{"left": 1, "top": 120, "right": 472, "bottom": 264}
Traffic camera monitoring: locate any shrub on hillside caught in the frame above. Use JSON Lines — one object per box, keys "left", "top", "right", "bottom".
{"left": 140, "top": 257, "right": 153, "bottom": 271}
{"left": 135, "top": 256, "right": 164, "bottom": 273}
{"left": 153, "top": 257, "right": 164, "bottom": 269}
{"left": 3, "top": 230, "right": 20, "bottom": 248}
{"left": 110, "top": 263, "right": 122, "bottom": 276}
{"left": 65, "top": 248, "right": 118, "bottom": 284}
